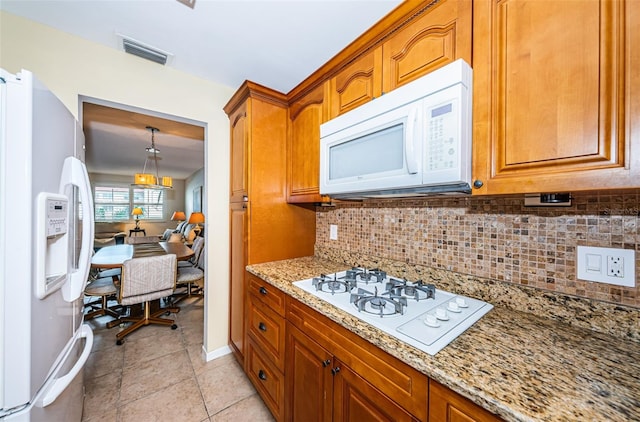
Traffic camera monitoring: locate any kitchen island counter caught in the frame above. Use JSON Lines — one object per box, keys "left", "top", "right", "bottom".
{"left": 247, "top": 256, "right": 640, "bottom": 422}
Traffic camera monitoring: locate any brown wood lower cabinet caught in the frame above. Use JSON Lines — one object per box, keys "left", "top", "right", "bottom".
{"left": 244, "top": 275, "right": 502, "bottom": 422}
{"left": 286, "top": 296, "right": 427, "bottom": 421}
{"left": 429, "top": 379, "right": 502, "bottom": 422}
{"left": 287, "top": 323, "right": 417, "bottom": 422}
{"left": 286, "top": 323, "right": 333, "bottom": 422}
{"left": 333, "top": 359, "right": 419, "bottom": 422}
{"left": 246, "top": 337, "right": 285, "bottom": 420}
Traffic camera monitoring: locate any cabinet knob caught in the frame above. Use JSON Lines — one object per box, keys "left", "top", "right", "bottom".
{"left": 322, "top": 359, "right": 331, "bottom": 367}
{"left": 259, "top": 286, "right": 268, "bottom": 295}
{"left": 243, "top": 195, "right": 249, "bottom": 202}
{"left": 331, "top": 366, "right": 341, "bottom": 375}
{"left": 258, "top": 322, "right": 267, "bottom": 331}
{"left": 473, "top": 180, "right": 484, "bottom": 189}
{"left": 258, "top": 369, "right": 267, "bottom": 381}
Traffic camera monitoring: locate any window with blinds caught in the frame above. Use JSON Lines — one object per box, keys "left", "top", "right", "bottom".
{"left": 133, "top": 188, "right": 164, "bottom": 220}
{"left": 94, "top": 186, "right": 165, "bottom": 222}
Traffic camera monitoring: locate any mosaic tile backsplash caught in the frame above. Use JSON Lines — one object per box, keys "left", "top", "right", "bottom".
{"left": 315, "top": 191, "right": 640, "bottom": 308}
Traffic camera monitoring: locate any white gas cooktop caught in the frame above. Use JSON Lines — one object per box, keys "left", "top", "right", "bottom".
{"left": 293, "top": 268, "right": 493, "bottom": 356}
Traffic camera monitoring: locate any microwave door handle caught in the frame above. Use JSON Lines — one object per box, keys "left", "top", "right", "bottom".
{"left": 405, "top": 107, "right": 419, "bottom": 174}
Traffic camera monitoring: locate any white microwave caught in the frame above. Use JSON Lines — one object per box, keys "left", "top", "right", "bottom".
{"left": 320, "top": 59, "right": 472, "bottom": 199}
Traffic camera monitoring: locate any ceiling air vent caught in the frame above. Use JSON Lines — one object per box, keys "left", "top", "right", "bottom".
{"left": 120, "top": 35, "right": 172, "bottom": 65}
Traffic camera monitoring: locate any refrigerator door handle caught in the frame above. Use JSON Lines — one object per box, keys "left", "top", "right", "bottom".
{"left": 59, "top": 156, "right": 95, "bottom": 302}
{"left": 40, "top": 324, "right": 93, "bottom": 407}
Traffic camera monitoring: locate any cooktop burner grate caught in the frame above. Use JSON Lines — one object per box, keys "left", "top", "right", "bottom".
{"left": 343, "top": 267, "right": 387, "bottom": 284}
{"left": 293, "top": 269, "right": 494, "bottom": 355}
{"left": 312, "top": 273, "right": 356, "bottom": 294}
{"left": 350, "top": 286, "right": 407, "bottom": 317}
{"left": 386, "top": 278, "right": 436, "bottom": 301}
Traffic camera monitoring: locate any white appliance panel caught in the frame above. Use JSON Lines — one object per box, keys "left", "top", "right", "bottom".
{"left": 320, "top": 59, "right": 472, "bottom": 198}
{"left": 1, "top": 69, "right": 93, "bottom": 420}
{"left": 293, "top": 270, "right": 493, "bottom": 356}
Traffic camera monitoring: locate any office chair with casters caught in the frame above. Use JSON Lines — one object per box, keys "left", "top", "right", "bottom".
{"left": 172, "top": 242, "right": 205, "bottom": 305}
{"left": 178, "top": 236, "right": 204, "bottom": 268}
{"left": 114, "top": 253, "right": 179, "bottom": 345}
{"left": 84, "top": 275, "right": 121, "bottom": 322}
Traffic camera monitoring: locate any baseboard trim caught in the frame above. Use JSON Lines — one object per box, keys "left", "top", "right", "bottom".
{"left": 202, "top": 344, "right": 232, "bottom": 362}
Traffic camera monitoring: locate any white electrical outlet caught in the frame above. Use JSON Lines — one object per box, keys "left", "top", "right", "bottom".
{"left": 577, "top": 246, "right": 635, "bottom": 287}
{"left": 607, "top": 256, "right": 624, "bottom": 278}
{"left": 329, "top": 224, "right": 338, "bottom": 240}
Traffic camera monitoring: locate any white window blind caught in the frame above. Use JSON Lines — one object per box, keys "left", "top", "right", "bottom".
{"left": 94, "top": 186, "right": 165, "bottom": 222}
{"left": 94, "top": 186, "right": 130, "bottom": 222}
{"left": 133, "top": 188, "right": 164, "bottom": 220}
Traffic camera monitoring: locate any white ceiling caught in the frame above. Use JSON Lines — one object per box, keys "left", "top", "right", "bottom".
{"left": 1, "top": 0, "right": 403, "bottom": 179}
{"left": 1, "top": 0, "right": 402, "bottom": 93}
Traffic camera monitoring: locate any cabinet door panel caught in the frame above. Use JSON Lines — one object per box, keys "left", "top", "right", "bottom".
{"left": 429, "top": 379, "right": 502, "bottom": 422}
{"left": 287, "top": 297, "right": 427, "bottom": 421}
{"left": 287, "top": 85, "right": 326, "bottom": 203}
{"left": 286, "top": 324, "right": 333, "bottom": 422}
{"left": 230, "top": 104, "right": 248, "bottom": 203}
{"left": 333, "top": 361, "right": 418, "bottom": 422}
{"left": 229, "top": 202, "right": 247, "bottom": 362}
{"left": 382, "top": 0, "right": 472, "bottom": 93}
{"left": 328, "top": 47, "right": 383, "bottom": 118}
{"left": 472, "top": 0, "right": 637, "bottom": 193}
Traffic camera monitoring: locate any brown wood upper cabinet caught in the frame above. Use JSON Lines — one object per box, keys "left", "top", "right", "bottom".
{"left": 287, "top": 83, "right": 330, "bottom": 204}
{"left": 288, "top": 0, "right": 472, "bottom": 203}
{"left": 327, "top": 0, "right": 472, "bottom": 119}
{"left": 472, "top": 0, "right": 640, "bottom": 194}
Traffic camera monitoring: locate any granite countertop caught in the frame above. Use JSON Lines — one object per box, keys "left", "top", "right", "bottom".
{"left": 247, "top": 256, "right": 640, "bottom": 422}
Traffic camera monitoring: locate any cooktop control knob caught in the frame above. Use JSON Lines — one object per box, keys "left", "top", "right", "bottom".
{"left": 424, "top": 314, "right": 440, "bottom": 328}
{"left": 455, "top": 297, "right": 468, "bottom": 308}
{"left": 447, "top": 301, "right": 461, "bottom": 313}
{"left": 435, "top": 307, "right": 449, "bottom": 321}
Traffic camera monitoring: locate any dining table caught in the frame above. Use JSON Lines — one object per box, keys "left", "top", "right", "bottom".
{"left": 90, "top": 241, "right": 195, "bottom": 329}
{"left": 91, "top": 241, "right": 195, "bottom": 269}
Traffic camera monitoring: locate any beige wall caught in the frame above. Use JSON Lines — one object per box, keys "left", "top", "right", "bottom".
{"left": 1, "top": 11, "right": 235, "bottom": 353}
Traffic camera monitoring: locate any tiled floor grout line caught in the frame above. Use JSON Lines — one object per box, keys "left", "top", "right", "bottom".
{"left": 83, "top": 296, "right": 273, "bottom": 421}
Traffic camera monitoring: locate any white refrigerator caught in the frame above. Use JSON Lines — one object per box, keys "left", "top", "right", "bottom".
{"left": 0, "top": 69, "right": 94, "bottom": 420}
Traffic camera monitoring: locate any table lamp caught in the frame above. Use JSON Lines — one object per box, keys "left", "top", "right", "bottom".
{"left": 171, "top": 211, "right": 186, "bottom": 229}
{"left": 132, "top": 207, "right": 144, "bottom": 229}
{"left": 188, "top": 212, "right": 205, "bottom": 236}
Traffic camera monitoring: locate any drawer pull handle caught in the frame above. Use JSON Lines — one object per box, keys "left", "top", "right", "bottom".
{"left": 322, "top": 359, "right": 331, "bottom": 367}
{"left": 258, "top": 370, "right": 267, "bottom": 381}
{"left": 258, "top": 322, "right": 267, "bottom": 331}
{"left": 259, "top": 287, "right": 268, "bottom": 295}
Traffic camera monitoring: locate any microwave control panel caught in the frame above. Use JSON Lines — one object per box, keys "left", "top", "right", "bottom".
{"left": 426, "top": 99, "right": 459, "bottom": 172}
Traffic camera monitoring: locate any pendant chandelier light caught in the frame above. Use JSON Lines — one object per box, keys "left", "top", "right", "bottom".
{"left": 132, "top": 126, "right": 173, "bottom": 189}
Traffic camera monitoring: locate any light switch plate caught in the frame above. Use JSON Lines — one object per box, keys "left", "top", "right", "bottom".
{"left": 576, "top": 246, "right": 635, "bottom": 287}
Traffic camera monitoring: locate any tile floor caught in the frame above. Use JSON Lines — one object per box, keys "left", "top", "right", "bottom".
{"left": 82, "top": 296, "right": 274, "bottom": 422}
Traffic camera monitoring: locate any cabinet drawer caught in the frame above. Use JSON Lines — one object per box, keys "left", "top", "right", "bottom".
{"left": 247, "top": 273, "right": 285, "bottom": 316}
{"left": 246, "top": 337, "right": 285, "bottom": 421}
{"left": 247, "top": 294, "right": 286, "bottom": 371}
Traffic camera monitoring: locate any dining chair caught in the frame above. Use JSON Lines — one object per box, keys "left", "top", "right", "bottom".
{"left": 172, "top": 242, "right": 205, "bottom": 304}
{"left": 178, "top": 236, "right": 204, "bottom": 268}
{"left": 84, "top": 275, "right": 121, "bottom": 322}
{"left": 114, "top": 253, "right": 180, "bottom": 345}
